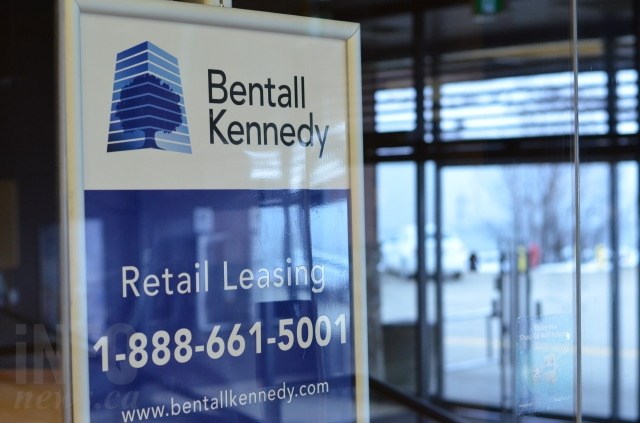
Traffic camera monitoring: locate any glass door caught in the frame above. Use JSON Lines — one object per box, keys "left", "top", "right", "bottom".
{"left": 441, "top": 164, "right": 577, "bottom": 417}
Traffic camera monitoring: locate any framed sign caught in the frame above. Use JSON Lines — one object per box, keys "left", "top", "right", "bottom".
{"left": 59, "top": 0, "right": 367, "bottom": 421}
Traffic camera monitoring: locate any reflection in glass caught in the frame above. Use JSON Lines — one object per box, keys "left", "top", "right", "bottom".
{"left": 84, "top": 189, "right": 355, "bottom": 422}
{"left": 375, "top": 163, "right": 417, "bottom": 392}
{"left": 374, "top": 72, "right": 609, "bottom": 141}
{"left": 617, "top": 162, "right": 638, "bottom": 421}
{"left": 441, "top": 164, "right": 578, "bottom": 415}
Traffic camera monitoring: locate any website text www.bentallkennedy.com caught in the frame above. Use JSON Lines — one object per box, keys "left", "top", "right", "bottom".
{"left": 120, "top": 381, "right": 330, "bottom": 422}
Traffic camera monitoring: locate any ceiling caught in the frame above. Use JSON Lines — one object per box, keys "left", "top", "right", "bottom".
{"left": 233, "top": 0, "right": 635, "bottom": 63}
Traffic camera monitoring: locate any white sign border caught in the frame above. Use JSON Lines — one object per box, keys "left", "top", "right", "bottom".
{"left": 59, "top": 0, "right": 367, "bottom": 422}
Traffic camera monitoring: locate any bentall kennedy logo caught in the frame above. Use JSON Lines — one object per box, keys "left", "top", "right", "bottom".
{"left": 107, "top": 41, "right": 191, "bottom": 154}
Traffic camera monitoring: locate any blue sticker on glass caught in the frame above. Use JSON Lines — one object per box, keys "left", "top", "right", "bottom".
{"left": 516, "top": 313, "right": 574, "bottom": 415}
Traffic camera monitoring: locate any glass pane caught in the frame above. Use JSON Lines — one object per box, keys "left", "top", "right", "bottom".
{"left": 618, "top": 161, "right": 638, "bottom": 421}
{"left": 441, "top": 166, "right": 504, "bottom": 407}
{"left": 376, "top": 162, "right": 417, "bottom": 392}
{"left": 375, "top": 87, "right": 417, "bottom": 133}
{"left": 441, "top": 164, "right": 577, "bottom": 416}
{"left": 617, "top": 69, "right": 638, "bottom": 135}
{"left": 440, "top": 71, "right": 607, "bottom": 141}
{"left": 578, "top": 164, "right": 611, "bottom": 418}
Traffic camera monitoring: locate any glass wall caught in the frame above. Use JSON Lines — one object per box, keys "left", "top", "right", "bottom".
{"left": 366, "top": 0, "right": 640, "bottom": 420}
{"left": 1, "top": 3, "right": 61, "bottom": 423}
{"left": 375, "top": 163, "right": 417, "bottom": 391}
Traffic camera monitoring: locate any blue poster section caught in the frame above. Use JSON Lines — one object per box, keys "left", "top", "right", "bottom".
{"left": 84, "top": 189, "right": 355, "bottom": 422}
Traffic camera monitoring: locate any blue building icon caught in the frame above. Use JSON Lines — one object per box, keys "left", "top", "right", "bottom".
{"left": 108, "top": 41, "right": 191, "bottom": 154}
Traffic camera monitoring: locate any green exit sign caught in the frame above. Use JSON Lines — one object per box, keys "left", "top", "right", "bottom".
{"left": 474, "top": 0, "right": 505, "bottom": 15}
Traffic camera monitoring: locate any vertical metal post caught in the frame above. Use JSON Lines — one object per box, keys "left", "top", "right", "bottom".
{"left": 486, "top": 306, "right": 496, "bottom": 360}
{"left": 570, "top": 0, "right": 582, "bottom": 420}
{"left": 435, "top": 163, "right": 444, "bottom": 398}
{"left": 56, "top": 0, "right": 73, "bottom": 420}
{"left": 412, "top": 4, "right": 429, "bottom": 399}
{"left": 498, "top": 258, "right": 508, "bottom": 413}
{"left": 634, "top": 4, "right": 640, "bottom": 421}
{"left": 606, "top": 35, "right": 621, "bottom": 421}
{"left": 510, "top": 252, "right": 519, "bottom": 414}
{"left": 610, "top": 162, "right": 620, "bottom": 421}
{"left": 432, "top": 59, "right": 445, "bottom": 400}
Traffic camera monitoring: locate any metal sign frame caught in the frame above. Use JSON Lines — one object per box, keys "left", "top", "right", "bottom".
{"left": 59, "top": 0, "right": 367, "bottom": 421}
